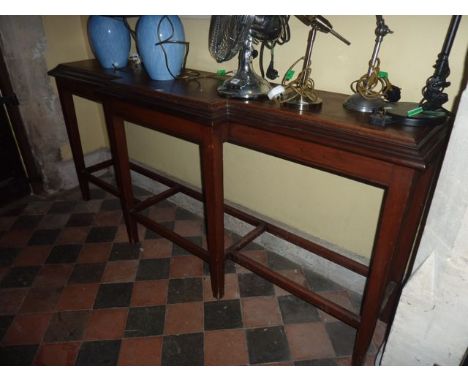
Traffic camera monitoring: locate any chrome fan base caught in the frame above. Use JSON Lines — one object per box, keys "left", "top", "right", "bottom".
{"left": 218, "top": 71, "right": 271, "bottom": 99}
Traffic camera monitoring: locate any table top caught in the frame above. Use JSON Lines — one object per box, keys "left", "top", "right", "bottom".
{"left": 49, "top": 59, "right": 451, "bottom": 170}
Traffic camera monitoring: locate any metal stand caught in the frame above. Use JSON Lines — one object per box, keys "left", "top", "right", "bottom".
{"left": 344, "top": 16, "right": 394, "bottom": 113}
{"left": 386, "top": 15, "right": 462, "bottom": 125}
{"left": 284, "top": 16, "right": 350, "bottom": 110}
{"left": 218, "top": 36, "right": 271, "bottom": 99}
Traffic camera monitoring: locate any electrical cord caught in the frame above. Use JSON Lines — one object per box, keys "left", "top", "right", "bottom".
{"left": 259, "top": 16, "right": 291, "bottom": 80}
{"left": 350, "top": 58, "right": 392, "bottom": 100}
{"left": 154, "top": 16, "right": 191, "bottom": 80}
{"left": 279, "top": 56, "right": 320, "bottom": 104}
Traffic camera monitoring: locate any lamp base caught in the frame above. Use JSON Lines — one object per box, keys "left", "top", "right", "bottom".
{"left": 385, "top": 102, "right": 448, "bottom": 127}
{"left": 343, "top": 93, "right": 386, "bottom": 113}
{"left": 283, "top": 90, "right": 322, "bottom": 112}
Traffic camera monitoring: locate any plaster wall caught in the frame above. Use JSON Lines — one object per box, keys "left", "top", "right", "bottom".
{"left": 382, "top": 86, "right": 468, "bottom": 365}
{"left": 0, "top": 16, "right": 68, "bottom": 191}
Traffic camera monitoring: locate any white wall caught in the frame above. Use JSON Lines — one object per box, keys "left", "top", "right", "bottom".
{"left": 381, "top": 86, "right": 468, "bottom": 365}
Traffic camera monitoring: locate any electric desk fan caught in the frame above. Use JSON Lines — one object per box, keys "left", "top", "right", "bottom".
{"left": 208, "top": 15, "right": 288, "bottom": 99}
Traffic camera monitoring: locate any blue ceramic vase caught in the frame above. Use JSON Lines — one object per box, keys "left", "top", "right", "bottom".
{"left": 136, "top": 16, "right": 186, "bottom": 80}
{"left": 87, "top": 16, "right": 130, "bottom": 69}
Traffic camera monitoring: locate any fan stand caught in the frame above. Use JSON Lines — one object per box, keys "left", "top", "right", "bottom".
{"left": 217, "top": 36, "right": 272, "bottom": 99}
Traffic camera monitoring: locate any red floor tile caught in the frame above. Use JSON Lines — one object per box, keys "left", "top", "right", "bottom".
{"left": 204, "top": 329, "right": 248, "bottom": 365}
{"left": 0, "top": 229, "right": 33, "bottom": 246}
{"left": 141, "top": 239, "right": 172, "bottom": 259}
{"left": 169, "top": 256, "right": 204, "bottom": 278}
{"left": 56, "top": 283, "right": 100, "bottom": 311}
{"left": 241, "top": 296, "right": 283, "bottom": 328}
{"left": 94, "top": 211, "right": 122, "bottom": 226}
{"left": 20, "top": 287, "right": 63, "bottom": 313}
{"left": 33, "top": 264, "right": 73, "bottom": 288}
{"left": 173, "top": 220, "right": 202, "bottom": 237}
{"left": 102, "top": 260, "right": 138, "bottom": 283}
{"left": 0, "top": 288, "right": 28, "bottom": 315}
{"left": 77, "top": 243, "right": 112, "bottom": 263}
{"left": 118, "top": 337, "right": 163, "bottom": 365}
{"left": 148, "top": 206, "right": 176, "bottom": 223}
{"left": 131, "top": 279, "right": 168, "bottom": 307}
{"left": 84, "top": 308, "right": 128, "bottom": 340}
{"left": 14, "top": 246, "right": 51, "bottom": 266}
{"left": 34, "top": 342, "right": 81, "bottom": 365}
{"left": 2, "top": 312, "right": 52, "bottom": 345}
{"left": 56, "top": 227, "right": 89, "bottom": 244}
{"left": 285, "top": 322, "right": 336, "bottom": 361}
{"left": 164, "top": 302, "right": 204, "bottom": 335}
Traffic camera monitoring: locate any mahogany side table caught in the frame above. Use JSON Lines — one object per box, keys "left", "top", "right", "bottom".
{"left": 49, "top": 60, "right": 451, "bottom": 365}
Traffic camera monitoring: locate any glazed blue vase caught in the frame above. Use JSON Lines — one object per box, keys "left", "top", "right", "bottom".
{"left": 87, "top": 16, "right": 130, "bottom": 69}
{"left": 136, "top": 16, "right": 186, "bottom": 80}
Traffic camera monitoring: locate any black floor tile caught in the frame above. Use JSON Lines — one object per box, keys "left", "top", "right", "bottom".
{"left": 124, "top": 306, "right": 166, "bottom": 337}
{"left": 68, "top": 263, "right": 106, "bottom": 284}
{"left": 27, "top": 229, "right": 61, "bottom": 246}
{"left": 1, "top": 204, "right": 26, "bottom": 217}
{"left": 11, "top": 215, "right": 42, "bottom": 230}
{"left": 100, "top": 198, "right": 121, "bottom": 211}
{"left": 161, "top": 332, "right": 204, "bottom": 366}
{"left": 246, "top": 326, "right": 290, "bottom": 365}
{"left": 46, "top": 244, "right": 82, "bottom": 264}
{"left": 167, "top": 278, "right": 203, "bottom": 304}
{"left": 304, "top": 270, "right": 344, "bottom": 292}
{"left": 94, "top": 282, "right": 133, "bottom": 309}
{"left": 76, "top": 340, "right": 121, "bottom": 366}
{"left": 86, "top": 226, "right": 117, "bottom": 243}
{"left": 136, "top": 258, "right": 170, "bottom": 281}
{"left": 347, "top": 290, "right": 363, "bottom": 312}
{"left": 43, "top": 311, "right": 90, "bottom": 343}
{"left": 238, "top": 272, "right": 275, "bottom": 297}
{"left": 295, "top": 358, "right": 338, "bottom": 366}
{"left": 110, "top": 242, "right": 141, "bottom": 261}
{"left": 325, "top": 321, "right": 356, "bottom": 357}
{"left": 204, "top": 299, "right": 243, "bottom": 331}
{"left": 243, "top": 240, "right": 264, "bottom": 251}
{"left": 267, "top": 252, "right": 299, "bottom": 271}
{"left": 48, "top": 201, "right": 76, "bottom": 214}
{"left": 89, "top": 188, "right": 108, "bottom": 200}
{"left": 278, "top": 295, "right": 320, "bottom": 324}
{"left": 172, "top": 237, "right": 202, "bottom": 257}
{"left": 0, "top": 315, "right": 14, "bottom": 341}
{"left": 0, "top": 247, "right": 20, "bottom": 266}
{"left": 203, "top": 259, "right": 236, "bottom": 276}
{"left": 66, "top": 213, "right": 95, "bottom": 227}
{"left": 0, "top": 344, "right": 38, "bottom": 365}
{"left": 0, "top": 266, "right": 40, "bottom": 288}
{"left": 144, "top": 229, "right": 161, "bottom": 240}
{"left": 175, "top": 208, "right": 198, "bottom": 220}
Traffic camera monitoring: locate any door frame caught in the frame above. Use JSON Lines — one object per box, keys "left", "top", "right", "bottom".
{"left": 0, "top": 44, "right": 43, "bottom": 194}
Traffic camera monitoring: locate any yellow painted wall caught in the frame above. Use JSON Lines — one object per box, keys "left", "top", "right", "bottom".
{"left": 44, "top": 15, "right": 468, "bottom": 259}
{"left": 42, "top": 15, "right": 108, "bottom": 159}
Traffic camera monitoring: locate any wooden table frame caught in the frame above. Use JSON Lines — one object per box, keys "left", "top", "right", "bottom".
{"left": 50, "top": 60, "right": 451, "bottom": 365}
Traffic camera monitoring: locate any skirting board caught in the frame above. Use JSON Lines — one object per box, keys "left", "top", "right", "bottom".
{"left": 56, "top": 148, "right": 112, "bottom": 191}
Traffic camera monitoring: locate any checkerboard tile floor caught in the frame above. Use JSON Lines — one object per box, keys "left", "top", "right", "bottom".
{"left": 0, "top": 182, "right": 385, "bottom": 366}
